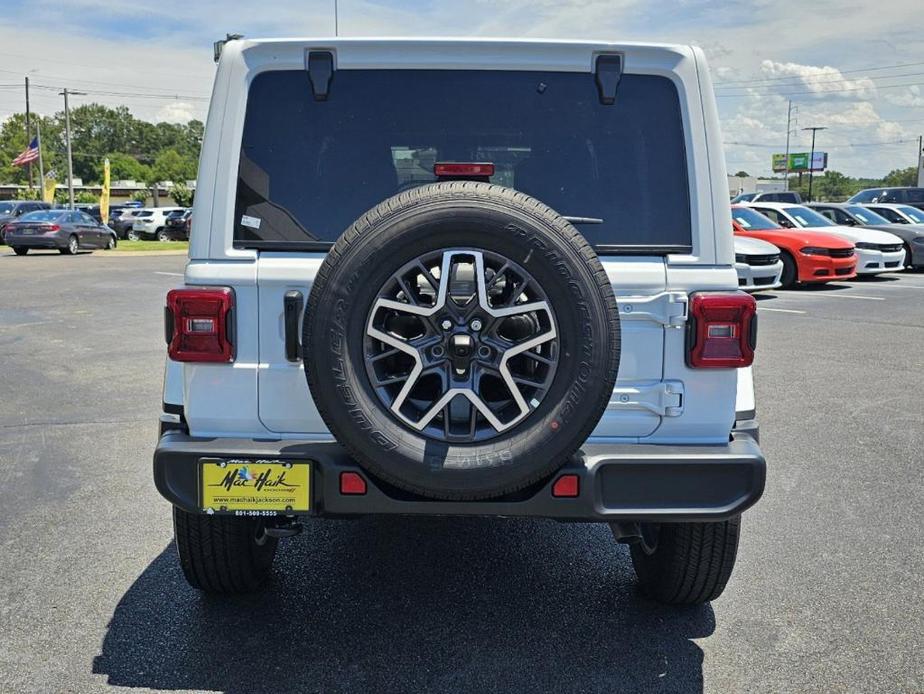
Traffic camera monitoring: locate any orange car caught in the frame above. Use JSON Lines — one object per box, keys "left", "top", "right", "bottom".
{"left": 731, "top": 205, "right": 856, "bottom": 288}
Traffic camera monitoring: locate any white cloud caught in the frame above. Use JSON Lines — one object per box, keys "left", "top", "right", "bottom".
{"left": 885, "top": 85, "right": 924, "bottom": 108}
{"left": 155, "top": 101, "right": 199, "bottom": 123}
{"left": 758, "top": 60, "right": 877, "bottom": 99}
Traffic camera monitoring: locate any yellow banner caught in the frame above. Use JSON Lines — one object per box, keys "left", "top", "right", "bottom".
{"left": 42, "top": 174, "right": 56, "bottom": 204}
{"left": 99, "top": 158, "right": 111, "bottom": 222}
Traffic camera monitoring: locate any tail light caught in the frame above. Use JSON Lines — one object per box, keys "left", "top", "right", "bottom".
{"left": 686, "top": 292, "right": 757, "bottom": 368}
{"left": 165, "top": 287, "right": 235, "bottom": 362}
{"left": 42, "top": 224, "right": 60, "bottom": 232}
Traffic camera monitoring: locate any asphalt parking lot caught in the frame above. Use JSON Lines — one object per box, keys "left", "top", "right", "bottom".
{"left": 0, "top": 250, "right": 921, "bottom": 693}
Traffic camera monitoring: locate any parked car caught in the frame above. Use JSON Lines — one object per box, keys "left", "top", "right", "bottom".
{"left": 731, "top": 191, "right": 802, "bottom": 204}
{"left": 847, "top": 187, "right": 924, "bottom": 211}
{"left": 156, "top": 38, "right": 766, "bottom": 605}
{"left": 861, "top": 203, "right": 924, "bottom": 226}
{"left": 0, "top": 200, "right": 52, "bottom": 242}
{"left": 4, "top": 209, "right": 117, "bottom": 255}
{"left": 129, "top": 207, "right": 184, "bottom": 241}
{"left": 112, "top": 208, "right": 146, "bottom": 238}
{"left": 808, "top": 202, "right": 924, "bottom": 269}
{"left": 745, "top": 202, "right": 905, "bottom": 275}
{"left": 162, "top": 208, "right": 191, "bottom": 240}
{"left": 734, "top": 235, "right": 783, "bottom": 291}
{"left": 731, "top": 205, "right": 856, "bottom": 287}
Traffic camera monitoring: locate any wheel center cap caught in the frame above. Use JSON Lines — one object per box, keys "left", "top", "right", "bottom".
{"left": 448, "top": 333, "right": 475, "bottom": 372}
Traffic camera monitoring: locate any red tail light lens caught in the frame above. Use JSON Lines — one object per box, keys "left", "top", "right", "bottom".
{"left": 686, "top": 292, "right": 757, "bottom": 368}
{"left": 339, "top": 472, "right": 367, "bottom": 495}
{"left": 434, "top": 162, "right": 495, "bottom": 177}
{"left": 165, "top": 287, "right": 234, "bottom": 362}
{"left": 43, "top": 224, "right": 60, "bottom": 232}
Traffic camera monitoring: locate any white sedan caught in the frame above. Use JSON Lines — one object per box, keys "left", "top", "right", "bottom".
{"left": 745, "top": 202, "right": 906, "bottom": 275}
{"left": 734, "top": 236, "right": 783, "bottom": 292}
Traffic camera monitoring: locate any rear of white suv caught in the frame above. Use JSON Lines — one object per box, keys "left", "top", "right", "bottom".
{"left": 155, "top": 38, "right": 765, "bottom": 605}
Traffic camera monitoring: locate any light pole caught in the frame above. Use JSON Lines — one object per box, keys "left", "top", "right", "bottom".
{"left": 802, "top": 126, "right": 826, "bottom": 202}
{"left": 59, "top": 88, "right": 86, "bottom": 209}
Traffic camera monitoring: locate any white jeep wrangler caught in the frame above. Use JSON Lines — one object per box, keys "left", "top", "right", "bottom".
{"left": 156, "top": 37, "right": 765, "bottom": 605}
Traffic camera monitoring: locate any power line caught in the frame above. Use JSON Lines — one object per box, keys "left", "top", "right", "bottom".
{"left": 723, "top": 138, "right": 918, "bottom": 149}
{"left": 716, "top": 80, "right": 924, "bottom": 98}
{"left": 715, "top": 70, "right": 924, "bottom": 94}
{"left": 714, "top": 61, "right": 924, "bottom": 86}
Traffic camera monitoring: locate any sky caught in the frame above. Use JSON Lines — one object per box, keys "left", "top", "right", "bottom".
{"left": 1, "top": 0, "right": 922, "bottom": 179}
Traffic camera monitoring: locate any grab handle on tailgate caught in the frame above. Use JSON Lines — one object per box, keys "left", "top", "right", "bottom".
{"left": 283, "top": 290, "right": 303, "bottom": 362}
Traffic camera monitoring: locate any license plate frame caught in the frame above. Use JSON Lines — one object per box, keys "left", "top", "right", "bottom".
{"left": 198, "top": 458, "right": 311, "bottom": 515}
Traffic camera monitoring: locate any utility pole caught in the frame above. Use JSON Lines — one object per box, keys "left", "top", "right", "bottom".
{"left": 35, "top": 117, "right": 44, "bottom": 185}
{"left": 917, "top": 135, "right": 923, "bottom": 187}
{"left": 802, "top": 126, "right": 827, "bottom": 202}
{"left": 24, "top": 76, "right": 33, "bottom": 191}
{"left": 783, "top": 100, "right": 793, "bottom": 191}
{"left": 60, "top": 88, "right": 86, "bottom": 209}
{"left": 334, "top": 0, "right": 339, "bottom": 36}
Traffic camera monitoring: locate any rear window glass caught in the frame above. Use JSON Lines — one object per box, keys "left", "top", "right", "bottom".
{"left": 234, "top": 69, "right": 692, "bottom": 253}
{"left": 20, "top": 211, "right": 64, "bottom": 222}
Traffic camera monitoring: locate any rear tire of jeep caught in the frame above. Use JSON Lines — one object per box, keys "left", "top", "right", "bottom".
{"left": 625, "top": 516, "right": 741, "bottom": 605}
{"left": 173, "top": 507, "right": 278, "bottom": 593}
{"left": 304, "top": 182, "right": 620, "bottom": 500}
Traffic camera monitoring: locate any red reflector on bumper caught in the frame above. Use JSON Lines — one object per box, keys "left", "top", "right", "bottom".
{"left": 434, "top": 162, "right": 495, "bottom": 177}
{"left": 340, "top": 472, "right": 367, "bottom": 495}
{"left": 552, "top": 474, "right": 579, "bottom": 498}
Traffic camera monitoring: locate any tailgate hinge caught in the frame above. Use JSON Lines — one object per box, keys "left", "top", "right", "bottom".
{"left": 616, "top": 291, "right": 688, "bottom": 327}
{"left": 609, "top": 381, "right": 684, "bottom": 417}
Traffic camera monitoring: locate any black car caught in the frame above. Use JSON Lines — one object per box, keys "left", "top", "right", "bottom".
{"left": 4, "top": 209, "right": 118, "bottom": 255}
{"left": 163, "top": 208, "right": 191, "bottom": 240}
{"left": 808, "top": 202, "right": 924, "bottom": 268}
{"left": 848, "top": 186, "right": 924, "bottom": 211}
{"left": 0, "top": 200, "right": 52, "bottom": 242}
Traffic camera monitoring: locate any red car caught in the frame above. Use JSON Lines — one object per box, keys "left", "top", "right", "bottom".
{"left": 731, "top": 205, "right": 856, "bottom": 288}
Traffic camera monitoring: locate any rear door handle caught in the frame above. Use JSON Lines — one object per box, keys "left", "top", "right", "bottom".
{"left": 283, "top": 290, "right": 303, "bottom": 362}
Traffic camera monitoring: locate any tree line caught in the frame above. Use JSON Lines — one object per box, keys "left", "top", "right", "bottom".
{"left": 0, "top": 104, "right": 202, "bottom": 196}
{"left": 733, "top": 166, "right": 920, "bottom": 200}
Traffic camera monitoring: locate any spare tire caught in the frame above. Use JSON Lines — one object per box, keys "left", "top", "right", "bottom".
{"left": 303, "top": 182, "right": 620, "bottom": 500}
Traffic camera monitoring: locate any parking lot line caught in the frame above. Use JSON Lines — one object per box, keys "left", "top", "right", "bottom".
{"left": 757, "top": 306, "right": 807, "bottom": 314}
{"left": 775, "top": 292, "right": 884, "bottom": 301}
{"left": 154, "top": 271, "right": 184, "bottom": 277}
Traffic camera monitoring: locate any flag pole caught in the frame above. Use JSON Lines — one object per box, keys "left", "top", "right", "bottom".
{"left": 35, "top": 116, "right": 45, "bottom": 184}
{"left": 25, "top": 76, "right": 33, "bottom": 192}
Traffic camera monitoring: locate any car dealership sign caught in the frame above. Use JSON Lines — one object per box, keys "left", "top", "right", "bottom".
{"left": 772, "top": 152, "right": 828, "bottom": 173}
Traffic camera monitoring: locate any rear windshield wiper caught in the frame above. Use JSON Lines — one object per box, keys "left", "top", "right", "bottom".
{"left": 563, "top": 216, "right": 604, "bottom": 225}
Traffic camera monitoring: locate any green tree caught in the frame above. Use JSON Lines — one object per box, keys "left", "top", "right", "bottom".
{"left": 75, "top": 191, "right": 99, "bottom": 204}
{"left": 151, "top": 149, "right": 196, "bottom": 184}
{"left": 170, "top": 182, "right": 194, "bottom": 207}
{"left": 131, "top": 189, "right": 150, "bottom": 203}
{"left": 93, "top": 152, "right": 152, "bottom": 184}
{"left": 883, "top": 167, "right": 917, "bottom": 187}
{"left": 733, "top": 170, "right": 750, "bottom": 178}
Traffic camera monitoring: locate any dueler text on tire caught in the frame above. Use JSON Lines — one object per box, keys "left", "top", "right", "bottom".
{"left": 303, "top": 182, "right": 620, "bottom": 500}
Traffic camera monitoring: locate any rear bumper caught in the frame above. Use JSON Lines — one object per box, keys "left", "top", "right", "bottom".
{"left": 4, "top": 234, "right": 65, "bottom": 249}
{"left": 153, "top": 427, "right": 766, "bottom": 522}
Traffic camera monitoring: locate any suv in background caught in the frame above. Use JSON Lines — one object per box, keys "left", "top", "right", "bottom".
{"left": 129, "top": 207, "right": 184, "bottom": 241}
{"left": 848, "top": 187, "right": 924, "bottom": 211}
{"left": 731, "top": 191, "right": 802, "bottom": 204}
{"left": 112, "top": 208, "right": 145, "bottom": 238}
{"left": 0, "top": 200, "right": 52, "bottom": 241}
{"left": 162, "top": 208, "right": 191, "bottom": 240}
{"left": 155, "top": 38, "right": 766, "bottom": 605}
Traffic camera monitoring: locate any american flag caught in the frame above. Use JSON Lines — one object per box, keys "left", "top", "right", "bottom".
{"left": 11, "top": 137, "right": 40, "bottom": 167}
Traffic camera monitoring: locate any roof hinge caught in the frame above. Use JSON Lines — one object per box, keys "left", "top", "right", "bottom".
{"left": 306, "top": 50, "right": 334, "bottom": 101}
{"left": 595, "top": 54, "right": 623, "bottom": 105}
{"left": 616, "top": 291, "right": 688, "bottom": 327}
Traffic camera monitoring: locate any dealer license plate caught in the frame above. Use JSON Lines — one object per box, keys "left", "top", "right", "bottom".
{"left": 199, "top": 459, "right": 310, "bottom": 514}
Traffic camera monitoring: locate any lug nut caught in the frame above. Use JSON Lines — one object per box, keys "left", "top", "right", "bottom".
{"left": 470, "top": 318, "right": 483, "bottom": 331}
{"left": 431, "top": 345, "right": 445, "bottom": 358}
{"left": 477, "top": 345, "right": 492, "bottom": 359}
{"left": 440, "top": 319, "right": 452, "bottom": 331}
